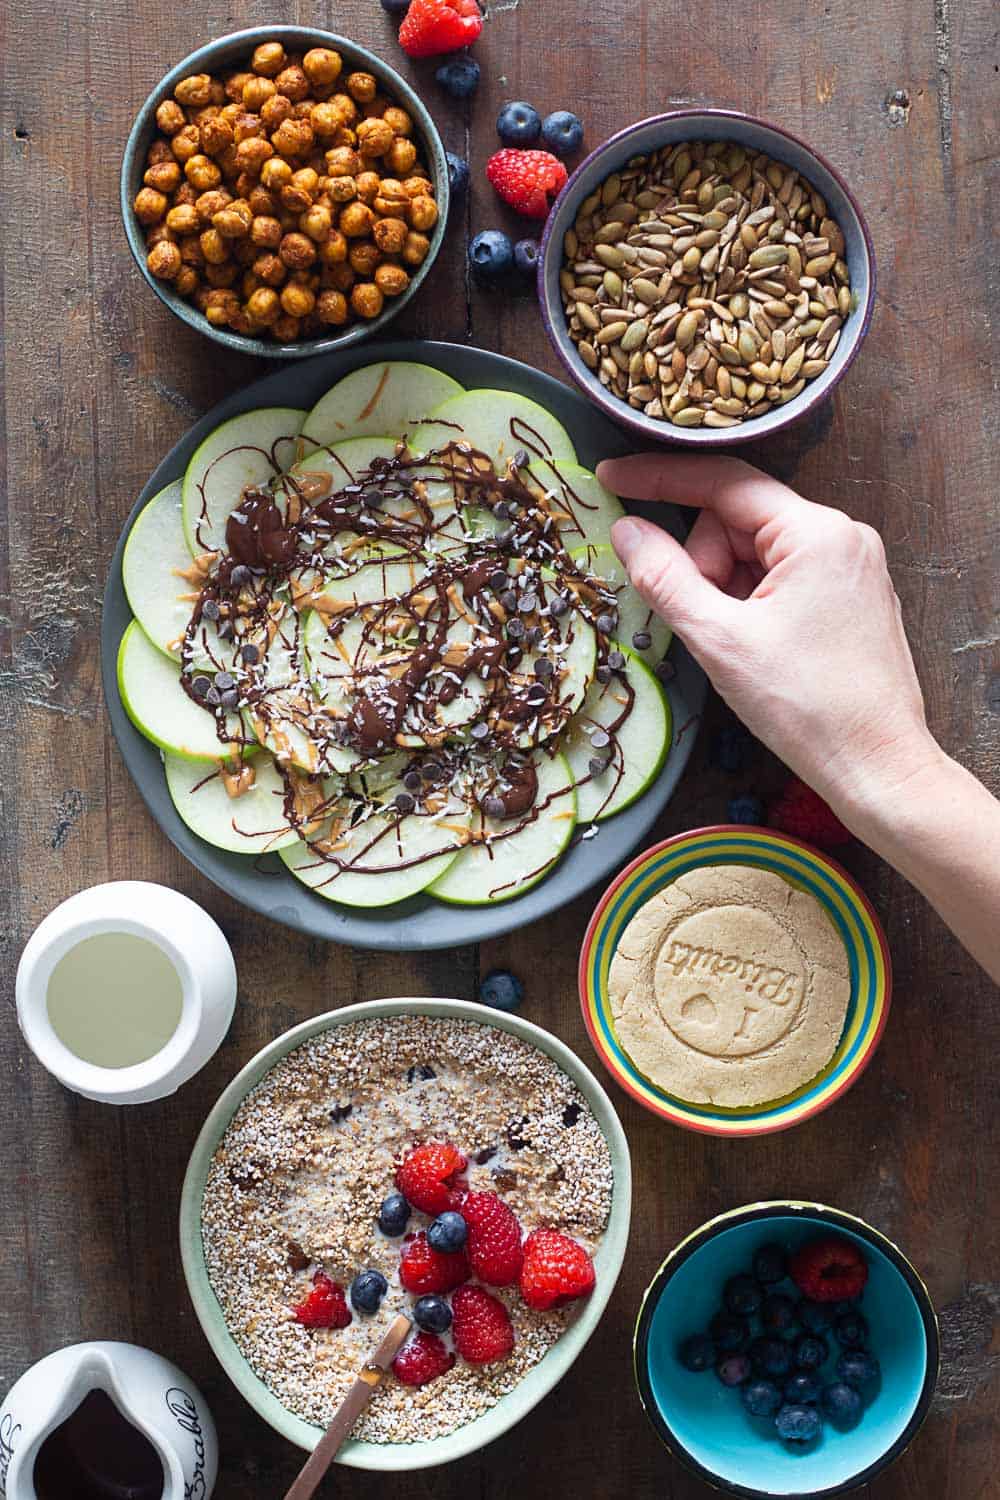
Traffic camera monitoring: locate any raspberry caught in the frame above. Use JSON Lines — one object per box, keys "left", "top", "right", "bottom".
{"left": 392, "top": 1331, "right": 455, "bottom": 1386}
{"left": 461, "top": 1192, "right": 524, "bottom": 1286}
{"left": 790, "top": 1236, "right": 869, "bottom": 1303}
{"left": 486, "top": 149, "right": 568, "bottom": 218}
{"left": 396, "top": 1142, "right": 468, "bottom": 1215}
{"left": 399, "top": 1231, "right": 470, "bottom": 1296}
{"left": 292, "top": 1271, "right": 351, "bottom": 1329}
{"left": 399, "top": 0, "right": 483, "bottom": 58}
{"left": 451, "top": 1284, "right": 515, "bottom": 1365}
{"left": 768, "top": 776, "right": 852, "bottom": 848}
{"left": 519, "top": 1228, "right": 596, "bottom": 1310}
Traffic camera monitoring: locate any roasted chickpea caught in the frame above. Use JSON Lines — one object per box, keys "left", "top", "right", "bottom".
{"left": 248, "top": 185, "right": 277, "bottom": 216}
{"left": 185, "top": 154, "right": 222, "bottom": 191}
{"left": 232, "top": 237, "right": 259, "bottom": 267}
{"left": 179, "top": 235, "right": 205, "bottom": 268}
{"left": 402, "top": 230, "right": 431, "bottom": 266}
{"left": 325, "top": 146, "right": 361, "bottom": 178}
{"left": 217, "top": 143, "right": 240, "bottom": 178}
{"left": 155, "top": 98, "right": 186, "bottom": 136}
{"left": 401, "top": 175, "right": 434, "bottom": 199}
{"left": 175, "top": 265, "right": 200, "bottom": 297}
{"left": 323, "top": 262, "right": 356, "bottom": 292}
{"left": 204, "top": 260, "right": 239, "bottom": 288}
{"left": 213, "top": 200, "right": 253, "bottom": 238}
{"left": 349, "top": 241, "right": 382, "bottom": 276}
{"left": 302, "top": 46, "right": 342, "bottom": 85}
{"left": 242, "top": 75, "right": 276, "bottom": 112}
{"left": 331, "top": 93, "right": 359, "bottom": 126}
{"left": 327, "top": 175, "right": 357, "bottom": 204}
{"left": 372, "top": 216, "right": 408, "bottom": 255}
{"left": 190, "top": 104, "right": 220, "bottom": 127}
{"left": 280, "top": 184, "right": 313, "bottom": 214}
{"left": 241, "top": 270, "right": 262, "bottom": 299}
{"left": 383, "top": 105, "right": 412, "bottom": 137}
{"left": 260, "top": 156, "right": 293, "bottom": 191}
{"left": 375, "top": 262, "right": 410, "bottom": 297}
{"left": 165, "top": 202, "right": 201, "bottom": 235}
{"left": 385, "top": 138, "right": 417, "bottom": 175}
{"left": 345, "top": 71, "right": 377, "bottom": 103}
{"left": 269, "top": 314, "right": 300, "bottom": 341}
{"left": 145, "top": 223, "right": 175, "bottom": 248}
{"left": 232, "top": 112, "right": 265, "bottom": 144}
{"left": 173, "top": 181, "right": 199, "bottom": 208}
{"left": 235, "top": 136, "right": 274, "bottom": 176}
{"left": 194, "top": 286, "right": 213, "bottom": 312}
{"left": 332, "top": 125, "right": 358, "bottom": 150}
{"left": 271, "top": 118, "right": 314, "bottom": 157}
{"left": 275, "top": 64, "right": 310, "bottom": 101}
{"left": 134, "top": 186, "right": 167, "bottom": 225}
{"left": 210, "top": 79, "right": 227, "bottom": 106}
{"left": 175, "top": 74, "right": 213, "bottom": 108}
{"left": 309, "top": 101, "right": 343, "bottom": 138}
{"left": 224, "top": 71, "right": 254, "bottom": 102}
{"left": 291, "top": 100, "right": 315, "bottom": 123}
{"left": 280, "top": 282, "right": 316, "bottom": 317}
{"left": 204, "top": 288, "right": 241, "bottom": 325}
{"left": 339, "top": 201, "right": 374, "bottom": 238}
{"left": 260, "top": 93, "right": 293, "bottom": 131}
{"left": 279, "top": 232, "right": 317, "bottom": 269}
{"left": 195, "top": 188, "right": 232, "bottom": 223}
{"left": 408, "top": 195, "right": 438, "bottom": 232}
{"left": 198, "top": 115, "right": 232, "bottom": 158}
{"left": 373, "top": 180, "right": 408, "bottom": 216}
{"left": 356, "top": 117, "right": 394, "bottom": 158}
{"left": 251, "top": 214, "right": 283, "bottom": 249}
{"left": 219, "top": 101, "right": 243, "bottom": 125}
{"left": 171, "top": 124, "right": 202, "bottom": 163}
{"left": 147, "top": 138, "right": 175, "bottom": 166}
{"left": 317, "top": 230, "right": 348, "bottom": 265}
{"left": 200, "top": 226, "right": 229, "bottom": 264}
{"left": 253, "top": 251, "right": 287, "bottom": 285}
{"left": 355, "top": 171, "right": 381, "bottom": 204}
{"left": 234, "top": 171, "right": 258, "bottom": 201}
{"left": 147, "top": 240, "right": 182, "bottom": 279}
{"left": 316, "top": 288, "right": 348, "bottom": 325}
{"left": 144, "top": 160, "right": 181, "bottom": 194}
{"left": 351, "top": 282, "right": 383, "bottom": 319}
{"left": 251, "top": 41, "right": 286, "bottom": 76}
{"left": 227, "top": 307, "right": 254, "bottom": 334}
{"left": 300, "top": 204, "right": 332, "bottom": 243}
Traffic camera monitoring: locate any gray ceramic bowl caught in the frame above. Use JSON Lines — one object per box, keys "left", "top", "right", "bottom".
{"left": 180, "top": 997, "right": 632, "bottom": 1469}
{"left": 121, "top": 26, "right": 449, "bottom": 358}
{"left": 538, "top": 109, "right": 876, "bottom": 447}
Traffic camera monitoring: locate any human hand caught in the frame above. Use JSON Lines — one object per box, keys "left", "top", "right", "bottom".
{"left": 599, "top": 454, "right": 943, "bottom": 824}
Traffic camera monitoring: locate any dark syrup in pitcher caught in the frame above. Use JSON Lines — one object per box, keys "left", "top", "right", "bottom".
{"left": 33, "top": 1389, "right": 164, "bottom": 1499}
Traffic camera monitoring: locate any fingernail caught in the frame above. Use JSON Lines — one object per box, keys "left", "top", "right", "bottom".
{"left": 611, "top": 516, "right": 642, "bottom": 565}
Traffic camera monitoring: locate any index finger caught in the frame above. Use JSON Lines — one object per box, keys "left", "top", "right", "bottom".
{"left": 595, "top": 454, "right": 808, "bottom": 533}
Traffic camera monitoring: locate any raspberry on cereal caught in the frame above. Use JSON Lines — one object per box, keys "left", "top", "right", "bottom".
{"left": 396, "top": 1142, "right": 468, "bottom": 1215}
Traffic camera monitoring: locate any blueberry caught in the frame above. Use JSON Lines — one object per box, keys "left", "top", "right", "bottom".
{"left": 379, "top": 0, "right": 411, "bottom": 13}
{"left": 413, "top": 1294, "right": 453, "bottom": 1334}
{"left": 514, "top": 238, "right": 541, "bottom": 279}
{"left": 540, "top": 109, "right": 584, "bottom": 157}
{"left": 835, "top": 1309, "right": 869, "bottom": 1348}
{"left": 822, "top": 1380, "right": 864, "bottom": 1428}
{"left": 742, "top": 1378, "right": 783, "bottom": 1418}
{"left": 427, "top": 1210, "right": 468, "bottom": 1253}
{"left": 496, "top": 101, "right": 542, "bottom": 146}
{"left": 794, "top": 1334, "right": 829, "bottom": 1371}
{"left": 785, "top": 1371, "right": 821, "bottom": 1404}
{"left": 469, "top": 230, "right": 514, "bottom": 284}
{"left": 479, "top": 969, "right": 524, "bottom": 1011}
{"left": 678, "top": 1332, "right": 716, "bottom": 1372}
{"left": 761, "top": 1292, "right": 797, "bottom": 1334}
{"left": 798, "top": 1298, "right": 833, "bottom": 1334}
{"left": 775, "top": 1402, "right": 822, "bottom": 1443}
{"left": 837, "top": 1349, "right": 880, "bottom": 1389}
{"left": 378, "top": 1192, "right": 411, "bottom": 1237}
{"left": 710, "top": 1311, "right": 749, "bottom": 1353}
{"left": 709, "top": 724, "right": 757, "bottom": 773}
{"left": 435, "top": 57, "right": 480, "bottom": 98}
{"left": 749, "top": 1336, "right": 793, "bottom": 1379}
{"left": 751, "top": 1242, "right": 787, "bottom": 1284}
{"left": 728, "top": 792, "right": 764, "bottom": 826}
{"left": 724, "top": 1273, "right": 762, "bottom": 1317}
{"left": 350, "top": 1269, "right": 388, "bottom": 1314}
{"left": 716, "top": 1353, "right": 752, "bottom": 1387}
{"left": 446, "top": 151, "right": 470, "bottom": 197}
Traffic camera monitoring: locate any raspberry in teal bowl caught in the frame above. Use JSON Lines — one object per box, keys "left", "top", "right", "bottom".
{"left": 634, "top": 1203, "right": 938, "bottom": 1497}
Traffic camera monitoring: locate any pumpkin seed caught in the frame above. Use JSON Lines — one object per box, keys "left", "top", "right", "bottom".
{"left": 620, "top": 318, "right": 650, "bottom": 352}
{"left": 672, "top": 406, "right": 705, "bottom": 427}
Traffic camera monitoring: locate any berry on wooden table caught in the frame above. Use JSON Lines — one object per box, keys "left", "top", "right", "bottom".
{"left": 399, "top": 0, "right": 483, "bottom": 58}
{"left": 791, "top": 1236, "right": 868, "bottom": 1303}
{"left": 478, "top": 969, "right": 524, "bottom": 1009}
{"left": 709, "top": 724, "right": 757, "bottom": 773}
{"left": 496, "top": 101, "right": 542, "bottom": 146}
{"left": 469, "top": 230, "right": 514, "bottom": 283}
{"left": 399, "top": 1231, "right": 470, "bottom": 1295}
{"left": 514, "top": 239, "right": 541, "bottom": 279}
{"left": 396, "top": 1141, "right": 467, "bottom": 1214}
{"left": 451, "top": 1284, "right": 515, "bottom": 1364}
{"left": 446, "top": 152, "right": 470, "bottom": 198}
{"left": 292, "top": 1271, "right": 351, "bottom": 1329}
{"left": 392, "top": 1331, "right": 455, "bottom": 1386}
{"left": 519, "top": 1228, "right": 595, "bottom": 1309}
{"left": 540, "top": 109, "right": 584, "bottom": 156}
{"left": 462, "top": 1191, "right": 524, "bottom": 1286}
{"left": 728, "top": 792, "right": 764, "bottom": 825}
{"left": 380, "top": 0, "right": 411, "bottom": 14}
{"left": 435, "top": 56, "right": 481, "bottom": 97}
{"left": 486, "top": 149, "right": 568, "bottom": 218}
{"left": 769, "top": 776, "right": 852, "bottom": 847}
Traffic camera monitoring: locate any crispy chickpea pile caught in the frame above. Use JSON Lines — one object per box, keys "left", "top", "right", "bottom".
{"left": 136, "top": 40, "right": 440, "bottom": 341}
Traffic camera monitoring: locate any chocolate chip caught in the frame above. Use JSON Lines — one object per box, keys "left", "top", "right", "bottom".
{"left": 596, "top": 611, "right": 616, "bottom": 635}
{"left": 191, "top": 675, "right": 211, "bottom": 699}
{"left": 220, "top": 689, "right": 239, "bottom": 711}
{"left": 518, "top": 592, "right": 538, "bottom": 614}
{"left": 655, "top": 658, "right": 676, "bottom": 682}
{"left": 500, "top": 589, "right": 518, "bottom": 612}
{"left": 202, "top": 599, "right": 221, "bottom": 621}
{"left": 394, "top": 791, "right": 415, "bottom": 814}
{"left": 596, "top": 664, "right": 612, "bottom": 683}
{"left": 526, "top": 683, "right": 548, "bottom": 705}
{"left": 497, "top": 526, "right": 515, "bottom": 548}
{"left": 526, "top": 625, "right": 544, "bottom": 646}
{"left": 492, "top": 1167, "right": 518, "bottom": 1191}
{"left": 562, "top": 1102, "right": 582, "bottom": 1127}
{"left": 506, "top": 618, "right": 525, "bottom": 640}
{"left": 589, "top": 756, "right": 610, "bottom": 776}
{"left": 549, "top": 595, "right": 569, "bottom": 618}
{"left": 240, "top": 642, "right": 260, "bottom": 665}
{"left": 403, "top": 770, "right": 422, "bottom": 792}
{"left": 217, "top": 621, "right": 234, "bottom": 642}
{"left": 361, "top": 485, "right": 382, "bottom": 509}
{"left": 470, "top": 721, "right": 490, "bottom": 741}
{"left": 492, "top": 501, "right": 510, "bottom": 521}
{"left": 205, "top": 686, "right": 222, "bottom": 707}
{"left": 214, "top": 671, "right": 235, "bottom": 690}
{"left": 506, "top": 646, "right": 523, "bottom": 666}
{"left": 591, "top": 728, "right": 611, "bottom": 749}
{"left": 608, "top": 650, "right": 626, "bottom": 671}
{"left": 406, "top": 1064, "right": 436, "bottom": 1083}
{"left": 632, "top": 630, "right": 652, "bottom": 650}
{"left": 513, "top": 448, "right": 529, "bottom": 469}
{"left": 421, "top": 760, "right": 440, "bottom": 780}
{"left": 439, "top": 683, "right": 456, "bottom": 704}
{"left": 230, "top": 564, "right": 251, "bottom": 587}
{"left": 534, "top": 657, "right": 554, "bottom": 679}
{"left": 507, "top": 1117, "right": 530, "bottom": 1152}
{"left": 484, "top": 794, "right": 506, "bottom": 819}
{"left": 489, "top": 570, "right": 508, "bottom": 591}
{"left": 287, "top": 1240, "right": 310, "bottom": 1272}
{"left": 330, "top": 1102, "right": 353, "bottom": 1124}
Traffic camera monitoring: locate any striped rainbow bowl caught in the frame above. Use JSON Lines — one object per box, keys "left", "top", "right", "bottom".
{"left": 578, "top": 826, "right": 891, "bottom": 1136}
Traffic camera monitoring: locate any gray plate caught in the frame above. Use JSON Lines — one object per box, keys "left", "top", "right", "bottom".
{"left": 101, "top": 340, "right": 707, "bottom": 950}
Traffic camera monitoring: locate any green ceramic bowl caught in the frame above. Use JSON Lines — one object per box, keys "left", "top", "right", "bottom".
{"left": 180, "top": 997, "right": 632, "bottom": 1469}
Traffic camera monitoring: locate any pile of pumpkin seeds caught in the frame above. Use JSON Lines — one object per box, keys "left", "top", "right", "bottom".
{"left": 560, "top": 140, "right": 856, "bottom": 428}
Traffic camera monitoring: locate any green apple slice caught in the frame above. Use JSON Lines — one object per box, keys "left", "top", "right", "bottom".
{"left": 301, "top": 362, "right": 464, "bottom": 453}
{"left": 122, "top": 481, "right": 199, "bottom": 658}
{"left": 511, "top": 603, "right": 597, "bottom": 749}
{"left": 564, "top": 650, "right": 671, "bottom": 822}
{"left": 117, "top": 621, "right": 243, "bottom": 761}
{"left": 409, "top": 390, "right": 577, "bottom": 472}
{"left": 164, "top": 751, "right": 307, "bottom": 853}
{"left": 529, "top": 460, "right": 626, "bottom": 551}
{"left": 429, "top": 750, "right": 576, "bottom": 905}
{"left": 182, "top": 406, "right": 306, "bottom": 555}
{"left": 569, "top": 542, "right": 672, "bottom": 668}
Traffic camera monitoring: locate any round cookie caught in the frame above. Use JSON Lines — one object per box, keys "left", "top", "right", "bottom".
{"left": 607, "top": 865, "right": 851, "bottom": 1107}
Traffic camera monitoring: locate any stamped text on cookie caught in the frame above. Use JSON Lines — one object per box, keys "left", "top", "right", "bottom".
{"left": 663, "top": 940, "right": 804, "bottom": 1006}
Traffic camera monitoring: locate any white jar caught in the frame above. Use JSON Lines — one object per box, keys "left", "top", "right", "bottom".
{"left": 15, "top": 881, "right": 236, "bottom": 1104}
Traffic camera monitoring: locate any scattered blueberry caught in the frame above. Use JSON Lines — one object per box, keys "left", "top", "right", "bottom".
{"left": 837, "top": 1349, "right": 880, "bottom": 1389}
{"left": 749, "top": 1336, "right": 793, "bottom": 1379}
{"left": 469, "top": 229, "right": 514, "bottom": 283}
{"left": 728, "top": 792, "right": 764, "bottom": 826}
{"left": 496, "top": 101, "right": 542, "bottom": 146}
{"left": 716, "top": 1354, "right": 752, "bottom": 1387}
{"left": 350, "top": 1269, "right": 388, "bottom": 1314}
{"left": 377, "top": 1192, "right": 410, "bottom": 1237}
{"left": 710, "top": 1312, "right": 750, "bottom": 1353}
{"left": 709, "top": 724, "right": 757, "bottom": 773}
{"left": 822, "top": 1380, "right": 864, "bottom": 1428}
{"left": 446, "top": 151, "right": 470, "bottom": 197}
{"left": 540, "top": 109, "right": 584, "bottom": 157}
{"left": 775, "top": 1402, "right": 822, "bottom": 1443}
{"left": 835, "top": 1309, "right": 869, "bottom": 1348}
{"left": 514, "top": 238, "right": 541, "bottom": 279}
{"left": 752, "top": 1242, "right": 787, "bottom": 1285}
{"left": 761, "top": 1292, "right": 797, "bottom": 1334}
{"left": 794, "top": 1334, "right": 829, "bottom": 1371}
{"left": 785, "top": 1371, "right": 821, "bottom": 1405}
{"left": 379, "top": 0, "right": 410, "bottom": 12}
{"left": 724, "top": 1273, "right": 763, "bottom": 1318}
{"left": 427, "top": 1211, "right": 468, "bottom": 1253}
{"left": 479, "top": 969, "right": 524, "bottom": 1011}
{"left": 798, "top": 1298, "right": 833, "bottom": 1334}
{"left": 678, "top": 1332, "right": 716, "bottom": 1372}
{"left": 435, "top": 56, "right": 480, "bottom": 98}
{"left": 413, "top": 1294, "right": 453, "bottom": 1334}
{"left": 742, "top": 1378, "right": 783, "bottom": 1418}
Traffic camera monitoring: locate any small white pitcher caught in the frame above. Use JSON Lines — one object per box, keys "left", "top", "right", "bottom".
{"left": 0, "top": 1341, "right": 218, "bottom": 1499}
{"left": 15, "top": 881, "right": 237, "bottom": 1104}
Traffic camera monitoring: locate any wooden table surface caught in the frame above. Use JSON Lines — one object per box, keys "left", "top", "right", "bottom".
{"left": 2, "top": 0, "right": 998, "bottom": 1494}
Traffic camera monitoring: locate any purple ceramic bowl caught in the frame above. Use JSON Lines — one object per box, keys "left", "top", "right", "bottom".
{"left": 538, "top": 109, "right": 876, "bottom": 447}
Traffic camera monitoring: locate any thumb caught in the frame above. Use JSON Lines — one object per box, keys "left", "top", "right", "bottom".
{"left": 611, "top": 516, "right": 739, "bottom": 646}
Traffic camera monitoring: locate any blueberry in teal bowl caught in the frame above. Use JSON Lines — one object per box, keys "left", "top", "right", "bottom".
{"left": 634, "top": 1203, "right": 938, "bottom": 1497}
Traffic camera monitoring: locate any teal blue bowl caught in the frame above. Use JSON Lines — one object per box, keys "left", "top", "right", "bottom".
{"left": 634, "top": 1203, "right": 938, "bottom": 1496}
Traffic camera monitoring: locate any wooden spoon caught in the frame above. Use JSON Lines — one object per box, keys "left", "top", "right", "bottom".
{"left": 282, "top": 1314, "right": 412, "bottom": 1500}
